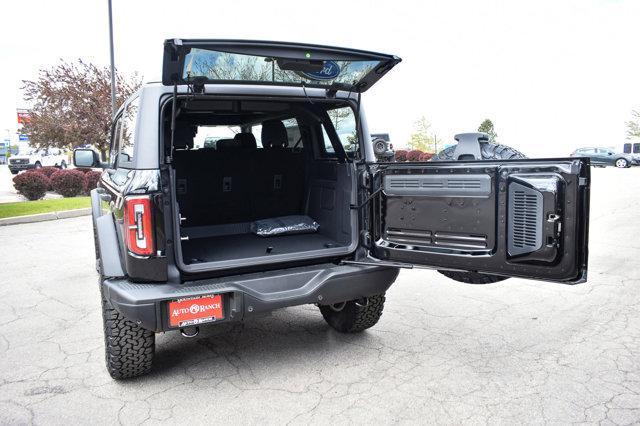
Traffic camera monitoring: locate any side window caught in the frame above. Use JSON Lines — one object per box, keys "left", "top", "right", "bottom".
{"left": 108, "top": 118, "right": 122, "bottom": 168}
{"left": 323, "top": 106, "right": 358, "bottom": 156}
{"left": 118, "top": 97, "right": 140, "bottom": 167}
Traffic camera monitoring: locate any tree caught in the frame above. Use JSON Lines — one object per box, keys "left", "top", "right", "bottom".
{"left": 21, "top": 60, "right": 141, "bottom": 160}
{"left": 407, "top": 116, "right": 439, "bottom": 153}
{"left": 328, "top": 108, "right": 351, "bottom": 131}
{"left": 626, "top": 110, "right": 640, "bottom": 139}
{"left": 478, "top": 119, "right": 497, "bottom": 142}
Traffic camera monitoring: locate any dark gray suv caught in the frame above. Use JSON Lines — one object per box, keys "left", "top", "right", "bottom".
{"left": 74, "top": 39, "right": 592, "bottom": 379}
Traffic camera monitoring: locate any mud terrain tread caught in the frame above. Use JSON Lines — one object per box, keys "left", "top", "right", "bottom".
{"left": 320, "top": 294, "right": 386, "bottom": 333}
{"left": 102, "top": 295, "right": 154, "bottom": 379}
{"left": 432, "top": 142, "right": 527, "bottom": 161}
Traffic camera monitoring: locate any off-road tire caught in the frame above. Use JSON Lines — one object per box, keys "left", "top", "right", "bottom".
{"left": 432, "top": 141, "right": 526, "bottom": 284}
{"left": 432, "top": 142, "right": 527, "bottom": 162}
{"left": 101, "top": 287, "right": 155, "bottom": 379}
{"left": 320, "top": 294, "right": 385, "bottom": 333}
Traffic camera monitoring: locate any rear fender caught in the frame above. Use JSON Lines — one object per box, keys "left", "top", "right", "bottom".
{"left": 91, "top": 189, "right": 125, "bottom": 278}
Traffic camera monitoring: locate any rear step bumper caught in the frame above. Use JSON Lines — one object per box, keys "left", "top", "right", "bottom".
{"left": 102, "top": 263, "right": 399, "bottom": 332}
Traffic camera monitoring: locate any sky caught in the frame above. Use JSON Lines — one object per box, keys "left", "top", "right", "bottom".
{"left": 1, "top": 0, "right": 639, "bottom": 157}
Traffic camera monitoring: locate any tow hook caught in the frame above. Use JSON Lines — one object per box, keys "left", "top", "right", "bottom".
{"left": 180, "top": 326, "right": 199, "bottom": 338}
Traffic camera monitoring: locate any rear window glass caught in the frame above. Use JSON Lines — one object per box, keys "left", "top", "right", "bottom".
{"left": 182, "top": 48, "right": 380, "bottom": 88}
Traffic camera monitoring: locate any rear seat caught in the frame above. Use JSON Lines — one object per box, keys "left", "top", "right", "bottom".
{"left": 253, "top": 120, "right": 304, "bottom": 219}
{"left": 174, "top": 122, "right": 305, "bottom": 227}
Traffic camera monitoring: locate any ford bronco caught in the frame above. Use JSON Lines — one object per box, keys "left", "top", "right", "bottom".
{"left": 73, "top": 39, "right": 591, "bottom": 379}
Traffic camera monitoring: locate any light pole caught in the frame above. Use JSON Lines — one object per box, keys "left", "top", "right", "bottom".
{"left": 107, "top": 0, "right": 116, "bottom": 118}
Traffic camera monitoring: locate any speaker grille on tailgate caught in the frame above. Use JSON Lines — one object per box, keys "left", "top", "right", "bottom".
{"left": 508, "top": 182, "right": 543, "bottom": 256}
{"left": 384, "top": 175, "right": 491, "bottom": 197}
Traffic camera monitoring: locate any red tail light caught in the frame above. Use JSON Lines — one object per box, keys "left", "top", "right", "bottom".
{"left": 124, "top": 196, "right": 154, "bottom": 256}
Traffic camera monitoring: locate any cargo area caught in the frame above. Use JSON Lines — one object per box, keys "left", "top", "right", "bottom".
{"left": 165, "top": 97, "right": 359, "bottom": 271}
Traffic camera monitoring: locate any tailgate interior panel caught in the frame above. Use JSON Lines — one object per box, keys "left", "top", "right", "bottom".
{"left": 371, "top": 160, "right": 589, "bottom": 282}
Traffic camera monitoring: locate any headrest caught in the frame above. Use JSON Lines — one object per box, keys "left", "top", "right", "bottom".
{"left": 172, "top": 125, "right": 197, "bottom": 149}
{"left": 233, "top": 132, "right": 257, "bottom": 150}
{"left": 261, "top": 120, "right": 288, "bottom": 149}
{"left": 215, "top": 138, "right": 236, "bottom": 151}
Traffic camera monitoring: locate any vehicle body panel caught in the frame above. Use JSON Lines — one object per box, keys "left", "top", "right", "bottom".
{"left": 368, "top": 158, "right": 590, "bottom": 283}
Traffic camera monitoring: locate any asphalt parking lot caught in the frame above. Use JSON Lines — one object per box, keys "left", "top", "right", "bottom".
{"left": 0, "top": 166, "right": 639, "bottom": 424}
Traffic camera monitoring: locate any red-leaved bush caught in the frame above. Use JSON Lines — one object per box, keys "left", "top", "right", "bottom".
{"left": 51, "top": 169, "right": 86, "bottom": 197}
{"left": 13, "top": 171, "right": 50, "bottom": 201}
{"left": 83, "top": 171, "right": 102, "bottom": 195}
{"left": 419, "top": 152, "right": 434, "bottom": 161}
{"left": 406, "top": 150, "right": 424, "bottom": 162}
{"left": 395, "top": 149, "right": 407, "bottom": 162}
{"left": 33, "top": 166, "right": 59, "bottom": 190}
{"left": 34, "top": 166, "right": 59, "bottom": 179}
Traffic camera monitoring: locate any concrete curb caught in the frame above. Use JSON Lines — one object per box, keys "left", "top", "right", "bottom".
{"left": 0, "top": 208, "right": 91, "bottom": 226}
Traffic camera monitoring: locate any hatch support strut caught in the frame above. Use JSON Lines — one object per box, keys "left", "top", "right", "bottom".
{"left": 167, "top": 83, "right": 178, "bottom": 164}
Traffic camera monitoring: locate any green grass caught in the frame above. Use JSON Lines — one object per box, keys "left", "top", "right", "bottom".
{"left": 0, "top": 197, "right": 91, "bottom": 219}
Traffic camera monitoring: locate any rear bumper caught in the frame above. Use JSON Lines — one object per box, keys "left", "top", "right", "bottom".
{"left": 102, "top": 263, "right": 399, "bottom": 332}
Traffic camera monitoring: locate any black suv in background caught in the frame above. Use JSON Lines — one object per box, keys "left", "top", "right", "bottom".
{"left": 74, "top": 39, "right": 591, "bottom": 379}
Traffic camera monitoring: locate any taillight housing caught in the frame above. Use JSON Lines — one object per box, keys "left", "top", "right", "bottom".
{"left": 124, "top": 196, "right": 154, "bottom": 256}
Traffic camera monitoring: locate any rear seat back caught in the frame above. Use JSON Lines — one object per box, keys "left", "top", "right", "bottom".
{"left": 174, "top": 124, "right": 305, "bottom": 227}
{"left": 253, "top": 121, "right": 304, "bottom": 218}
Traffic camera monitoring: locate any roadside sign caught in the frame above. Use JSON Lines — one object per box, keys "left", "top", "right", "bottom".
{"left": 17, "top": 109, "right": 30, "bottom": 125}
{"left": 19, "top": 134, "right": 29, "bottom": 141}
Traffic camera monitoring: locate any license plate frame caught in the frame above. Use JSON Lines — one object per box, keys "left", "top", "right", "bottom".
{"left": 168, "top": 294, "right": 224, "bottom": 328}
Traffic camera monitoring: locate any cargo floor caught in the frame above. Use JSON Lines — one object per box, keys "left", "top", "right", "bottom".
{"left": 181, "top": 232, "right": 344, "bottom": 264}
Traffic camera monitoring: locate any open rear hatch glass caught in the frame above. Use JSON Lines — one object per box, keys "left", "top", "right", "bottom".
{"left": 162, "top": 39, "right": 401, "bottom": 92}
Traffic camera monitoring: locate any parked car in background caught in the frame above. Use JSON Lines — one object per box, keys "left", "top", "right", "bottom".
{"left": 623, "top": 142, "right": 640, "bottom": 165}
{"left": 370, "top": 133, "right": 395, "bottom": 161}
{"left": 8, "top": 148, "right": 67, "bottom": 174}
{"left": 570, "top": 147, "right": 635, "bottom": 168}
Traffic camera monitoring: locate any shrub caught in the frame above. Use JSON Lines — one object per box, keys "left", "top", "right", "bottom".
{"left": 83, "top": 171, "right": 102, "bottom": 194}
{"left": 406, "top": 149, "right": 424, "bottom": 162}
{"left": 51, "top": 169, "right": 86, "bottom": 197}
{"left": 13, "top": 171, "right": 50, "bottom": 201}
{"left": 419, "top": 152, "right": 434, "bottom": 161}
{"left": 33, "top": 166, "right": 59, "bottom": 179}
{"left": 33, "top": 166, "right": 59, "bottom": 190}
{"left": 395, "top": 149, "right": 408, "bottom": 162}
